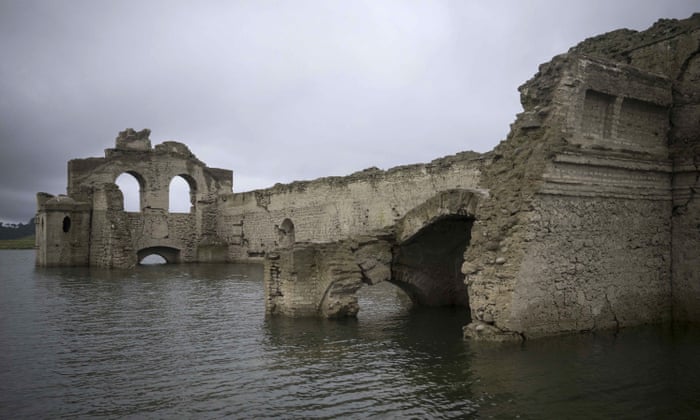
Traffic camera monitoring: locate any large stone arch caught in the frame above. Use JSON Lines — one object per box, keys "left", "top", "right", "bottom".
{"left": 392, "top": 215, "right": 474, "bottom": 307}
{"left": 394, "top": 188, "right": 482, "bottom": 243}
{"left": 310, "top": 189, "right": 484, "bottom": 318}
{"left": 390, "top": 189, "right": 483, "bottom": 309}
{"left": 137, "top": 246, "right": 181, "bottom": 264}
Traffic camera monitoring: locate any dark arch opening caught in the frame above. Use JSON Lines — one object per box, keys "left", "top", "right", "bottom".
{"left": 62, "top": 216, "right": 71, "bottom": 233}
{"left": 169, "top": 174, "right": 197, "bottom": 213}
{"left": 391, "top": 215, "right": 473, "bottom": 313}
{"left": 137, "top": 246, "right": 181, "bottom": 265}
{"left": 115, "top": 171, "right": 145, "bottom": 212}
{"left": 277, "top": 218, "right": 295, "bottom": 248}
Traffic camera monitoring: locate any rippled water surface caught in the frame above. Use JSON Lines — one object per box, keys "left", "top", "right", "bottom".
{"left": 2, "top": 250, "right": 699, "bottom": 419}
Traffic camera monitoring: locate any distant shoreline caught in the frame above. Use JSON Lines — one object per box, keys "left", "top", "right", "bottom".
{"left": 0, "top": 236, "right": 34, "bottom": 250}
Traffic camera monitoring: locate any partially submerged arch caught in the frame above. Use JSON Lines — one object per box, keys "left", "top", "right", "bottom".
{"left": 394, "top": 188, "right": 481, "bottom": 243}
{"left": 267, "top": 189, "right": 484, "bottom": 319}
{"left": 390, "top": 189, "right": 483, "bottom": 310}
{"left": 137, "top": 246, "right": 181, "bottom": 264}
{"left": 392, "top": 215, "right": 473, "bottom": 308}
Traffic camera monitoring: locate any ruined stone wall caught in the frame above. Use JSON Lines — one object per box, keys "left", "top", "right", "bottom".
{"left": 35, "top": 15, "right": 700, "bottom": 341}
{"left": 669, "top": 43, "right": 700, "bottom": 324}
{"left": 37, "top": 129, "right": 233, "bottom": 268}
{"left": 568, "top": 14, "right": 700, "bottom": 326}
{"left": 673, "top": 162, "right": 700, "bottom": 322}
{"left": 508, "top": 195, "right": 672, "bottom": 337}
{"left": 219, "top": 153, "right": 484, "bottom": 260}
{"left": 509, "top": 60, "right": 674, "bottom": 338}
{"left": 35, "top": 194, "right": 91, "bottom": 266}
{"left": 259, "top": 15, "right": 700, "bottom": 339}
{"left": 265, "top": 242, "right": 364, "bottom": 318}
{"left": 89, "top": 210, "right": 135, "bottom": 268}
{"left": 264, "top": 190, "right": 481, "bottom": 319}
{"left": 464, "top": 15, "right": 699, "bottom": 340}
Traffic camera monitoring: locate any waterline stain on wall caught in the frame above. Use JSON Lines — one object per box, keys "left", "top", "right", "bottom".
{"left": 36, "top": 14, "right": 700, "bottom": 340}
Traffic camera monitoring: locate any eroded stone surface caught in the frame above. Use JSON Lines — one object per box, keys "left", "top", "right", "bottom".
{"left": 37, "top": 14, "right": 700, "bottom": 340}
{"left": 460, "top": 14, "right": 700, "bottom": 340}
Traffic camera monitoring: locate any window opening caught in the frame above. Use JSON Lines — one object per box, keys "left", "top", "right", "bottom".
{"left": 169, "top": 175, "right": 193, "bottom": 213}
{"left": 62, "top": 216, "right": 71, "bottom": 233}
{"left": 115, "top": 172, "right": 142, "bottom": 212}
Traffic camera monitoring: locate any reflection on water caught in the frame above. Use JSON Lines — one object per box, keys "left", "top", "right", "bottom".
{"left": 1, "top": 250, "right": 699, "bottom": 419}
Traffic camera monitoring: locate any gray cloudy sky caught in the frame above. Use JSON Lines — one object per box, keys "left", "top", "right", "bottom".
{"left": 1, "top": 0, "right": 697, "bottom": 223}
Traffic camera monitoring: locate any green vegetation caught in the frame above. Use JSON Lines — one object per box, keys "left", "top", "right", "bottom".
{"left": 0, "top": 235, "right": 35, "bottom": 250}
{"left": 0, "top": 219, "right": 35, "bottom": 240}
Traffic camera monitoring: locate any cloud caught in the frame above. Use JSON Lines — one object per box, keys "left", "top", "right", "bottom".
{"left": 0, "top": 0, "right": 697, "bottom": 223}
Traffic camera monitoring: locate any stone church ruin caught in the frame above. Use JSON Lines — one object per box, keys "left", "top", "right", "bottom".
{"left": 36, "top": 14, "right": 700, "bottom": 341}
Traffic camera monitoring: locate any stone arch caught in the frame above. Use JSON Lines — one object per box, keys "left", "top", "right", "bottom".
{"left": 392, "top": 215, "right": 474, "bottom": 307}
{"left": 313, "top": 190, "right": 483, "bottom": 318}
{"left": 169, "top": 174, "right": 197, "bottom": 213}
{"left": 395, "top": 189, "right": 481, "bottom": 243}
{"left": 277, "top": 218, "right": 295, "bottom": 248}
{"left": 137, "top": 246, "right": 181, "bottom": 264}
{"left": 115, "top": 171, "right": 146, "bottom": 212}
{"left": 391, "top": 189, "right": 483, "bottom": 310}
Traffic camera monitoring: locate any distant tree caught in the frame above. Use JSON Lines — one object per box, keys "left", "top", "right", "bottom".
{"left": 0, "top": 218, "right": 35, "bottom": 240}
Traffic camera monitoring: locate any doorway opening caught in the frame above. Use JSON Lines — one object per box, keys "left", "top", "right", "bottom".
{"left": 392, "top": 215, "right": 473, "bottom": 314}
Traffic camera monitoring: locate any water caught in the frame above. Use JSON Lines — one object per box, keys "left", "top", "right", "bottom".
{"left": 1, "top": 250, "right": 699, "bottom": 419}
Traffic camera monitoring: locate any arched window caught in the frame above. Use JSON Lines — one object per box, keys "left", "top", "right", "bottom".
{"left": 169, "top": 175, "right": 195, "bottom": 213}
{"left": 115, "top": 172, "right": 144, "bottom": 212}
{"left": 278, "top": 218, "right": 295, "bottom": 248}
{"left": 62, "top": 216, "right": 71, "bottom": 233}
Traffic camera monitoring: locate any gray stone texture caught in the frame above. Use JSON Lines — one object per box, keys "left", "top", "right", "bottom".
{"left": 463, "top": 14, "right": 700, "bottom": 340}
{"left": 37, "top": 14, "right": 700, "bottom": 340}
{"left": 37, "top": 129, "right": 233, "bottom": 268}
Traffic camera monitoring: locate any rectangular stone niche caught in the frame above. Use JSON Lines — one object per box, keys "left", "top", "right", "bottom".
{"left": 617, "top": 97, "right": 668, "bottom": 149}
{"left": 581, "top": 89, "right": 615, "bottom": 140}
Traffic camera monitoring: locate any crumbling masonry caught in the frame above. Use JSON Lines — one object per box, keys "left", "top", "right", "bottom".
{"left": 37, "top": 15, "right": 700, "bottom": 340}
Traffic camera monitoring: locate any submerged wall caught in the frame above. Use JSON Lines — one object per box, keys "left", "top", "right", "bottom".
{"left": 463, "top": 14, "right": 700, "bottom": 340}
{"left": 36, "top": 14, "right": 700, "bottom": 341}
{"left": 37, "top": 129, "right": 233, "bottom": 268}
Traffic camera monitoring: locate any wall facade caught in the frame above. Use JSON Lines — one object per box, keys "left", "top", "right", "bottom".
{"left": 36, "top": 15, "right": 700, "bottom": 340}
{"left": 464, "top": 15, "right": 700, "bottom": 340}
{"left": 37, "top": 128, "right": 233, "bottom": 268}
{"left": 217, "top": 152, "right": 484, "bottom": 260}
